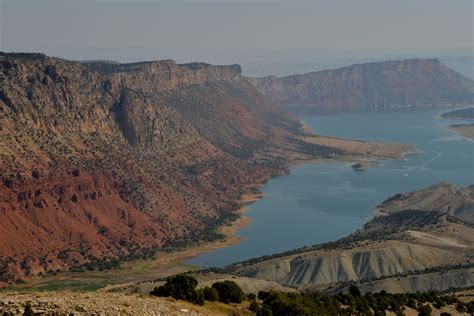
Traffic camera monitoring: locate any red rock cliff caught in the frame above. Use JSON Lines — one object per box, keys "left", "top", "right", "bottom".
{"left": 0, "top": 53, "right": 338, "bottom": 281}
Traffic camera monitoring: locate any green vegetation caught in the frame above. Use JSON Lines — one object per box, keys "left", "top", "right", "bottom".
{"left": 150, "top": 275, "right": 245, "bottom": 306}
{"left": 150, "top": 274, "right": 473, "bottom": 315}
{"left": 4, "top": 279, "right": 108, "bottom": 292}
{"left": 150, "top": 274, "right": 204, "bottom": 305}
{"left": 202, "top": 286, "right": 219, "bottom": 301}
{"left": 34, "top": 280, "right": 106, "bottom": 292}
{"left": 212, "top": 280, "right": 245, "bottom": 304}
{"left": 150, "top": 274, "right": 474, "bottom": 316}
{"left": 255, "top": 287, "right": 471, "bottom": 316}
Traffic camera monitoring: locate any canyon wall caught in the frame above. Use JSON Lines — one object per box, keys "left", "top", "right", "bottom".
{"left": 0, "top": 53, "right": 339, "bottom": 282}
{"left": 248, "top": 59, "right": 474, "bottom": 113}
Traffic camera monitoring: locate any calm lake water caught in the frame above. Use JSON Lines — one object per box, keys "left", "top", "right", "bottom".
{"left": 187, "top": 107, "right": 474, "bottom": 267}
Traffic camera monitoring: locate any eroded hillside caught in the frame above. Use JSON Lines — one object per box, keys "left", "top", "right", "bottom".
{"left": 227, "top": 184, "right": 474, "bottom": 292}
{"left": 0, "top": 53, "right": 341, "bottom": 282}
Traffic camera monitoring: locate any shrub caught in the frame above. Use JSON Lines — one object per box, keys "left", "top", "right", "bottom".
{"left": 418, "top": 304, "right": 432, "bottom": 316}
{"left": 249, "top": 300, "right": 259, "bottom": 312}
{"left": 212, "top": 280, "right": 245, "bottom": 304}
{"left": 23, "top": 303, "right": 34, "bottom": 316}
{"left": 202, "top": 286, "right": 219, "bottom": 301}
{"left": 407, "top": 297, "right": 417, "bottom": 308}
{"left": 31, "top": 170, "right": 40, "bottom": 179}
{"left": 190, "top": 289, "right": 205, "bottom": 305}
{"left": 150, "top": 274, "right": 202, "bottom": 304}
{"left": 456, "top": 302, "right": 466, "bottom": 313}
{"left": 256, "top": 306, "right": 273, "bottom": 316}
{"left": 247, "top": 293, "right": 257, "bottom": 300}
{"left": 349, "top": 285, "right": 361, "bottom": 297}
{"left": 467, "top": 302, "right": 474, "bottom": 314}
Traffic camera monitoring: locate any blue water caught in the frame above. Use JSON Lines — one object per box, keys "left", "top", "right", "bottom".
{"left": 187, "top": 108, "right": 474, "bottom": 267}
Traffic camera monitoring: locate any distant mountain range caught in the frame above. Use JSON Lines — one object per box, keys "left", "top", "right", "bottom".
{"left": 248, "top": 58, "right": 474, "bottom": 113}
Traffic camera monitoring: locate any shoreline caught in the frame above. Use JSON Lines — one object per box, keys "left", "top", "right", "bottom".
{"left": 158, "top": 136, "right": 418, "bottom": 270}
{"left": 5, "top": 133, "right": 416, "bottom": 292}
{"left": 3, "top": 191, "right": 265, "bottom": 292}
{"left": 445, "top": 123, "right": 474, "bottom": 141}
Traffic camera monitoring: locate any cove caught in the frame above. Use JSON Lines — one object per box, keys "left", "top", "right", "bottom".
{"left": 187, "top": 107, "right": 474, "bottom": 268}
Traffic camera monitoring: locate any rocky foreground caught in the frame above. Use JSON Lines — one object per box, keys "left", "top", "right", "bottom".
{"left": 1, "top": 284, "right": 472, "bottom": 316}
{"left": 0, "top": 292, "right": 220, "bottom": 315}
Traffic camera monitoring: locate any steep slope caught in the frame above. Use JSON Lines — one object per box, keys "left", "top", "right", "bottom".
{"left": 0, "top": 53, "right": 341, "bottom": 281}
{"left": 234, "top": 240, "right": 462, "bottom": 289}
{"left": 249, "top": 59, "right": 474, "bottom": 113}
{"left": 375, "top": 182, "right": 474, "bottom": 223}
{"left": 227, "top": 184, "right": 474, "bottom": 292}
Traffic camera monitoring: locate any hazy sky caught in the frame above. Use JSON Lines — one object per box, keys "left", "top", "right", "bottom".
{"left": 1, "top": 0, "right": 472, "bottom": 75}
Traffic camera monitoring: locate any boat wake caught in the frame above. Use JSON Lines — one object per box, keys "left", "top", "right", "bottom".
{"left": 404, "top": 146, "right": 442, "bottom": 176}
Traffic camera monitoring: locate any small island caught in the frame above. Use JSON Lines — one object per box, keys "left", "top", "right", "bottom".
{"left": 351, "top": 162, "right": 368, "bottom": 171}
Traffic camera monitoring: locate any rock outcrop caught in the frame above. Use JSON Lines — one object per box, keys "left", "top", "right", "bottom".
{"left": 0, "top": 53, "right": 340, "bottom": 281}
{"left": 248, "top": 59, "right": 474, "bottom": 113}
{"left": 375, "top": 182, "right": 474, "bottom": 223}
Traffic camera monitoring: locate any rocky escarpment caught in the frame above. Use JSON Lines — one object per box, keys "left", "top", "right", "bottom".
{"left": 227, "top": 184, "right": 474, "bottom": 292}
{"left": 248, "top": 59, "right": 474, "bottom": 113}
{"left": 0, "top": 52, "right": 341, "bottom": 282}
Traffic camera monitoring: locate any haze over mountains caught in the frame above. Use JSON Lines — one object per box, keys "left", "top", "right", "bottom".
{"left": 0, "top": 52, "right": 473, "bottom": 284}
{"left": 250, "top": 58, "right": 474, "bottom": 113}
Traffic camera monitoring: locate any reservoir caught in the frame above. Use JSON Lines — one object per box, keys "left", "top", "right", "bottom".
{"left": 187, "top": 107, "right": 474, "bottom": 267}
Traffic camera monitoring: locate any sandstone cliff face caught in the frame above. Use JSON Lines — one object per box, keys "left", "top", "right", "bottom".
{"left": 248, "top": 59, "right": 474, "bottom": 113}
{"left": 0, "top": 53, "right": 337, "bottom": 281}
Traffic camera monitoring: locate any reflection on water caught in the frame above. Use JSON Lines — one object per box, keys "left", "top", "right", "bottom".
{"left": 187, "top": 108, "right": 474, "bottom": 268}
